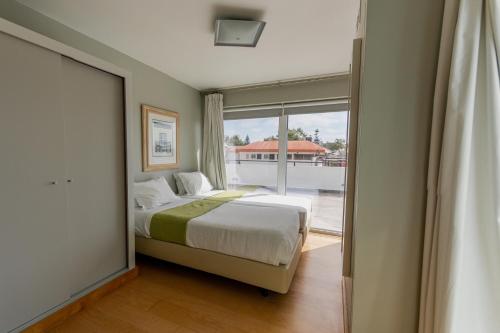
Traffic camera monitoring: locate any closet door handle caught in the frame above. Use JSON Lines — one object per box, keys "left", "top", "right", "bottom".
{"left": 66, "top": 179, "right": 73, "bottom": 183}
{"left": 49, "top": 180, "right": 58, "bottom": 185}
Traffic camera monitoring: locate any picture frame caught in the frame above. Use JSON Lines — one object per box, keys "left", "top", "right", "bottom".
{"left": 141, "top": 104, "right": 179, "bottom": 171}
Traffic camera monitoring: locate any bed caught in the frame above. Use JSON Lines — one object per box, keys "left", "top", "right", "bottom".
{"left": 134, "top": 190, "right": 312, "bottom": 294}
{"left": 182, "top": 190, "right": 312, "bottom": 241}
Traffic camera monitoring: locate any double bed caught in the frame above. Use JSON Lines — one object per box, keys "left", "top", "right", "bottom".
{"left": 135, "top": 189, "right": 312, "bottom": 294}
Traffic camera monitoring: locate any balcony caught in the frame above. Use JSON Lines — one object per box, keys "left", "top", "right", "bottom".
{"left": 225, "top": 159, "right": 346, "bottom": 234}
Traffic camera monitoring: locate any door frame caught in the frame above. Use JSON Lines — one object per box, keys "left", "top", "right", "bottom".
{"left": 277, "top": 110, "right": 288, "bottom": 195}
{"left": 341, "top": 37, "right": 364, "bottom": 333}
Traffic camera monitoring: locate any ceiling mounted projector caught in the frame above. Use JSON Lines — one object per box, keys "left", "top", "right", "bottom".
{"left": 214, "top": 19, "right": 266, "bottom": 47}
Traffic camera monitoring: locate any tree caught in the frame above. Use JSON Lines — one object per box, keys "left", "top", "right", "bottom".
{"left": 324, "top": 138, "right": 346, "bottom": 152}
{"left": 263, "top": 128, "right": 313, "bottom": 141}
{"left": 313, "top": 129, "right": 320, "bottom": 144}
{"left": 288, "top": 128, "right": 308, "bottom": 141}
{"left": 263, "top": 135, "right": 278, "bottom": 141}
{"left": 225, "top": 134, "right": 246, "bottom": 146}
{"left": 244, "top": 135, "right": 250, "bottom": 145}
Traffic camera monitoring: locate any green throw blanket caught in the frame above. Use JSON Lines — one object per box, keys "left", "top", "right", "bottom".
{"left": 150, "top": 191, "right": 246, "bottom": 245}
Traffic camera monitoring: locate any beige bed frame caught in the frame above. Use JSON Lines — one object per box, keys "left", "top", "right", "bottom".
{"left": 135, "top": 228, "right": 307, "bottom": 294}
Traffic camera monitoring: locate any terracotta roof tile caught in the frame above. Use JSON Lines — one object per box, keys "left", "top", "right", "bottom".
{"left": 232, "top": 140, "right": 327, "bottom": 153}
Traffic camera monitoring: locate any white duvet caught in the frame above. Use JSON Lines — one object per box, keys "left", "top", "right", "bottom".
{"left": 182, "top": 190, "right": 312, "bottom": 231}
{"left": 135, "top": 198, "right": 300, "bottom": 266}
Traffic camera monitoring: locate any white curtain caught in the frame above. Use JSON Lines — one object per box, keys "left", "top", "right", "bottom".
{"left": 202, "top": 93, "right": 227, "bottom": 189}
{"left": 419, "top": 0, "right": 500, "bottom": 332}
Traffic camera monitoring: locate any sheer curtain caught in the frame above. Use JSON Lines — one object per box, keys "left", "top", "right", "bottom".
{"left": 419, "top": 0, "right": 500, "bottom": 332}
{"left": 202, "top": 93, "right": 227, "bottom": 189}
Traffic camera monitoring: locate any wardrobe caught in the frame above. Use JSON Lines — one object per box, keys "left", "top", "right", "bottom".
{"left": 0, "top": 29, "right": 130, "bottom": 332}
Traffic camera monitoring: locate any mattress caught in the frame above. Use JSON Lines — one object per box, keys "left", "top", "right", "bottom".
{"left": 182, "top": 190, "right": 312, "bottom": 231}
{"left": 134, "top": 198, "right": 300, "bottom": 266}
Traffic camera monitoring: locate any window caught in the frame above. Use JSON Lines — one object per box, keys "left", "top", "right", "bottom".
{"left": 223, "top": 103, "right": 349, "bottom": 233}
{"left": 223, "top": 117, "right": 279, "bottom": 193}
{"left": 286, "top": 111, "right": 348, "bottom": 233}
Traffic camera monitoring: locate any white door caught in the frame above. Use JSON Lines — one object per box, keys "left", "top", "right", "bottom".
{"left": 0, "top": 33, "right": 70, "bottom": 332}
{"left": 61, "top": 57, "right": 127, "bottom": 295}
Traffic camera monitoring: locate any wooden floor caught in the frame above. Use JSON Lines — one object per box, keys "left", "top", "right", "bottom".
{"left": 49, "top": 233, "right": 343, "bottom": 333}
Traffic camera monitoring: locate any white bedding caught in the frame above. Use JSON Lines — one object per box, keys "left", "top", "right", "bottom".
{"left": 134, "top": 198, "right": 300, "bottom": 266}
{"left": 182, "top": 190, "right": 312, "bottom": 230}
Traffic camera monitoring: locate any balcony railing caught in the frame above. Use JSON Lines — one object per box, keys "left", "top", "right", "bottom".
{"left": 225, "top": 158, "right": 347, "bottom": 167}
{"left": 224, "top": 158, "right": 347, "bottom": 191}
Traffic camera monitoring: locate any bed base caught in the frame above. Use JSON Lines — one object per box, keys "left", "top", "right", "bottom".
{"left": 135, "top": 234, "right": 303, "bottom": 294}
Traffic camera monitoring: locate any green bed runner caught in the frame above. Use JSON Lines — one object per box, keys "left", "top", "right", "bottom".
{"left": 149, "top": 191, "right": 246, "bottom": 245}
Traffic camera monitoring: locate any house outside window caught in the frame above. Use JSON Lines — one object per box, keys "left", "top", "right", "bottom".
{"left": 294, "top": 154, "right": 313, "bottom": 160}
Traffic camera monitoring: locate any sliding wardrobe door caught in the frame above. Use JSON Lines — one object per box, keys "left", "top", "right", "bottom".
{"left": 61, "top": 57, "right": 127, "bottom": 295}
{"left": 0, "top": 33, "right": 70, "bottom": 332}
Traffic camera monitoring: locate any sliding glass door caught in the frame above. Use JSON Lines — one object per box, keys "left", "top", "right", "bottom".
{"left": 223, "top": 99, "right": 349, "bottom": 234}
{"left": 286, "top": 112, "right": 348, "bottom": 233}
{"left": 223, "top": 117, "right": 280, "bottom": 193}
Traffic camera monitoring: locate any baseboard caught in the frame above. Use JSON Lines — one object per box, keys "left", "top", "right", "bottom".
{"left": 310, "top": 228, "right": 343, "bottom": 237}
{"left": 22, "top": 267, "right": 139, "bottom": 333}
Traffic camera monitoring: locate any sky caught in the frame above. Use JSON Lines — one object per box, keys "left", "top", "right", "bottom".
{"left": 223, "top": 111, "right": 348, "bottom": 143}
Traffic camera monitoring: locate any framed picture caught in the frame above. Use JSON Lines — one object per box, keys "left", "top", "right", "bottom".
{"left": 141, "top": 104, "right": 179, "bottom": 171}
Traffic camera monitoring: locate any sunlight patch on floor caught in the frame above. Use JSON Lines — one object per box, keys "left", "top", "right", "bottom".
{"left": 302, "top": 233, "right": 341, "bottom": 252}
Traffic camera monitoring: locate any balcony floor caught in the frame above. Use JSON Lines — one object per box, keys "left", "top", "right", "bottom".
{"left": 228, "top": 185, "right": 344, "bottom": 234}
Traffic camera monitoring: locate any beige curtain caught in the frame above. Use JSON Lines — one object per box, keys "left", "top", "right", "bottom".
{"left": 419, "top": 0, "right": 500, "bottom": 332}
{"left": 202, "top": 93, "right": 227, "bottom": 189}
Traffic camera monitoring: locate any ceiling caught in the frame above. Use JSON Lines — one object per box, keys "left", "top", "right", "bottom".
{"left": 18, "top": 0, "right": 359, "bottom": 90}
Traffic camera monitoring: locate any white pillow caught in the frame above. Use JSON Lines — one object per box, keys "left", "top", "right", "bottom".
{"left": 173, "top": 173, "right": 187, "bottom": 195}
{"left": 134, "top": 177, "right": 177, "bottom": 209}
{"left": 177, "top": 172, "right": 213, "bottom": 195}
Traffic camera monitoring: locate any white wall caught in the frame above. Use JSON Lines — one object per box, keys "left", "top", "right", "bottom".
{"left": 350, "top": 0, "right": 445, "bottom": 332}
{"left": 226, "top": 163, "right": 345, "bottom": 191}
